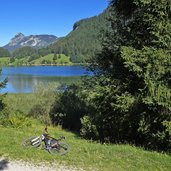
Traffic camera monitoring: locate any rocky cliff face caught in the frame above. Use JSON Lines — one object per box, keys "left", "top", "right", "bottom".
{"left": 4, "top": 33, "right": 58, "bottom": 52}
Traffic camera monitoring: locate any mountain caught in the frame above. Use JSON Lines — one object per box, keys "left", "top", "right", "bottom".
{"left": 49, "top": 9, "right": 110, "bottom": 63}
{"left": 3, "top": 33, "right": 58, "bottom": 52}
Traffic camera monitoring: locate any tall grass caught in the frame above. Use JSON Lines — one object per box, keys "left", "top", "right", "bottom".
{"left": 3, "top": 84, "right": 58, "bottom": 125}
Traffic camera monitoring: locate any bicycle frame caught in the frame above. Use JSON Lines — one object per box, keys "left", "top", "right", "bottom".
{"left": 23, "top": 134, "right": 69, "bottom": 155}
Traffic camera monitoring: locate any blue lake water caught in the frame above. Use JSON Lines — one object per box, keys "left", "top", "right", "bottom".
{"left": 0, "top": 66, "right": 90, "bottom": 93}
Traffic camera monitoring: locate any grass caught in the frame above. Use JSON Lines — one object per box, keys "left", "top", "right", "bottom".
{"left": 31, "top": 53, "right": 72, "bottom": 65}
{"left": 1, "top": 93, "right": 171, "bottom": 170}
{"left": 0, "top": 56, "right": 30, "bottom": 66}
{"left": 0, "top": 53, "right": 72, "bottom": 66}
{"left": 0, "top": 124, "right": 171, "bottom": 171}
{"left": 4, "top": 93, "right": 42, "bottom": 114}
{"left": 11, "top": 56, "right": 30, "bottom": 66}
{"left": 0, "top": 57, "right": 10, "bottom": 66}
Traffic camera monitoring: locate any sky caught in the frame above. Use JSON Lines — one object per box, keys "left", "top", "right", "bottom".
{"left": 0, "top": 0, "right": 109, "bottom": 46}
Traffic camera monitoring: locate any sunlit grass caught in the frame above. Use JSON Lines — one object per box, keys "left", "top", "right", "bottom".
{"left": 0, "top": 125, "right": 171, "bottom": 171}
{"left": 0, "top": 57, "right": 10, "bottom": 66}
{"left": 31, "top": 53, "right": 72, "bottom": 65}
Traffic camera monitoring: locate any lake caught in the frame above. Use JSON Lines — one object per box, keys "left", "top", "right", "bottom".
{"left": 0, "top": 66, "right": 89, "bottom": 93}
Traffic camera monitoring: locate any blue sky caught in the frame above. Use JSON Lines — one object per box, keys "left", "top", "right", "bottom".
{"left": 0, "top": 0, "right": 109, "bottom": 46}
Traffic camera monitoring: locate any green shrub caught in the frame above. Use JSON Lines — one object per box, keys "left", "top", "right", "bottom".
{"left": 80, "top": 115, "right": 99, "bottom": 140}
{"left": 50, "top": 84, "right": 88, "bottom": 131}
{"left": 29, "top": 104, "right": 46, "bottom": 117}
{"left": 0, "top": 110, "right": 32, "bottom": 128}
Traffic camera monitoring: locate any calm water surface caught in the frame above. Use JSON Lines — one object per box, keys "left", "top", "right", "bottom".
{"left": 0, "top": 66, "right": 89, "bottom": 93}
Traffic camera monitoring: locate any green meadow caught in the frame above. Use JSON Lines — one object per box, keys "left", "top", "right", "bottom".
{"left": 0, "top": 125, "right": 171, "bottom": 171}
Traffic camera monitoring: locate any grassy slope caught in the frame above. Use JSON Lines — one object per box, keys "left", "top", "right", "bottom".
{"left": 0, "top": 125, "right": 171, "bottom": 171}
{"left": 31, "top": 54, "right": 72, "bottom": 65}
{"left": 0, "top": 54, "right": 72, "bottom": 66}
{"left": 12, "top": 56, "right": 30, "bottom": 66}
{"left": 0, "top": 57, "right": 10, "bottom": 66}
{"left": 1, "top": 94, "right": 171, "bottom": 170}
{"left": 0, "top": 56, "right": 30, "bottom": 66}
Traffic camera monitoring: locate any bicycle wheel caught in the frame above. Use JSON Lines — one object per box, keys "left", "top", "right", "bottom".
{"left": 48, "top": 142, "right": 70, "bottom": 155}
{"left": 22, "top": 136, "right": 42, "bottom": 148}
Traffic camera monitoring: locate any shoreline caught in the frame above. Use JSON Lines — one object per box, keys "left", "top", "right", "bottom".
{"left": 0, "top": 63, "right": 89, "bottom": 67}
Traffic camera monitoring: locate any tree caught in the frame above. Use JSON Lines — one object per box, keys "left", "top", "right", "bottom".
{"left": 0, "top": 68, "right": 8, "bottom": 125}
{"left": 10, "top": 57, "right": 15, "bottom": 63}
{"left": 12, "top": 46, "right": 37, "bottom": 58}
{"left": 82, "top": 0, "right": 171, "bottom": 150}
{"left": 53, "top": 53, "right": 57, "bottom": 61}
{"left": 0, "top": 48, "right": 10, "bottom": 57}
{"left": 50, "top": 85, "right": 88, "bottom": 131}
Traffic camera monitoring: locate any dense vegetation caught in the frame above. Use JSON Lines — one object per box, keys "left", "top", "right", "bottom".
{"left": 0, "top": 47, "right": 10, "bottom": 57}
{"left": 50, "top": 0, "right": 171, "bottom": 151}
{"left": 12, "top": 46, "right": 38, "bottom": 59}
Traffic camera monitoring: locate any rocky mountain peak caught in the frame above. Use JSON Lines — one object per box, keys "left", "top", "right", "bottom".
{"left": 15, "top": 32, "right": 25, "bottom": 38}
{"left": 9, "top": 32, "right": 25, "bottom": 46}
{"left": 3, "top": 33, "right": 58, "bottom": 52}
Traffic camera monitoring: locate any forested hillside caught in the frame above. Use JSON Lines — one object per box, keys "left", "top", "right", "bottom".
{"left": 49, "top": 9, "right": 110, "bottom": 63}
{"left": 0, "top": 47, "right": 10, "bottom": 57}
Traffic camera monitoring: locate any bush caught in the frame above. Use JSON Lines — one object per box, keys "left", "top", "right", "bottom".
{"left": 80, "top": 115, "right": 99, "bottom": 140}
{"left": 50, "top": 84, "right": 88, "bottom": 131}
{"left": 0, "top": 110, "right": 32, "bottom": 128}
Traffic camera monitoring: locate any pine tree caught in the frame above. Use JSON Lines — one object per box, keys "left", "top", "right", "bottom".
{"left": 83, "top": 0, "right": 171, "bottom": 150}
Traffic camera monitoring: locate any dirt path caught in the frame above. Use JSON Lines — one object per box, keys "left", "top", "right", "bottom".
{"left": 0, "top": 158, "right": 85, "bottom": 171}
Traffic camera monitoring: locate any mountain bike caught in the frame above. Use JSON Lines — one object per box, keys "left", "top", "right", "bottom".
{"left": 22, "top": 132, "right": 70, "bottom": 155}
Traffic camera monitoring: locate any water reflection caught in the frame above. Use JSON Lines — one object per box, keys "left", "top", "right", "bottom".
{"left": 1, "top": 74, "right": 81, "bottom": 93}
{"left": 0, "top": 66, "right": 88, "bottom": 93}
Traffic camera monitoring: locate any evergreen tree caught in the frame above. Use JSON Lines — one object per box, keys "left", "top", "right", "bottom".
{"left": 0, "top": 47, "right": 10, "bottom": 57}
{"left": 12, "top": 46, "right": 38, "bottom": 58}
{"left": 53, "top": 53, "right": 57, "bottom": 61}
{"left": 0, "top": 69, "right": 7, "bottom": 113}
{"left": 82, "top": 0, "right": 171, "bottom": 150}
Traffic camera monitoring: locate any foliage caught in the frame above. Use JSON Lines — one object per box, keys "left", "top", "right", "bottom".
{"left": 0, "top": 57, "right": 10, "bottom": 66}
{"left": 12, "top": 46, "right": 38, "bottom": 59}
{"left": 31, "top": 53, "right": 72, "bottom": 65}
{"left": 50, "top": 84, "right": 88, "bottom": 131}
{"left": 82, "top": 0, "right": 171, "bottom": 151}
{"left": 6, "top": 111, "right": 32, "bottom": 128}
{"left": 80, "top": 115, "right": 99, "bottom": 140}
{"left": 0, "top": 47, "right": 11, "bottom": 57}
{"left": 0, "top": 73, "right": 7, "bottom": 109}
{"left": 0, "top": 68, "right": 9, "bottom": 127}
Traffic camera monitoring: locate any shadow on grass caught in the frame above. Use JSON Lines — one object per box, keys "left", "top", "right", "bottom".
{"left": 0, "top": 159, "right": 9, "bottom": 171}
